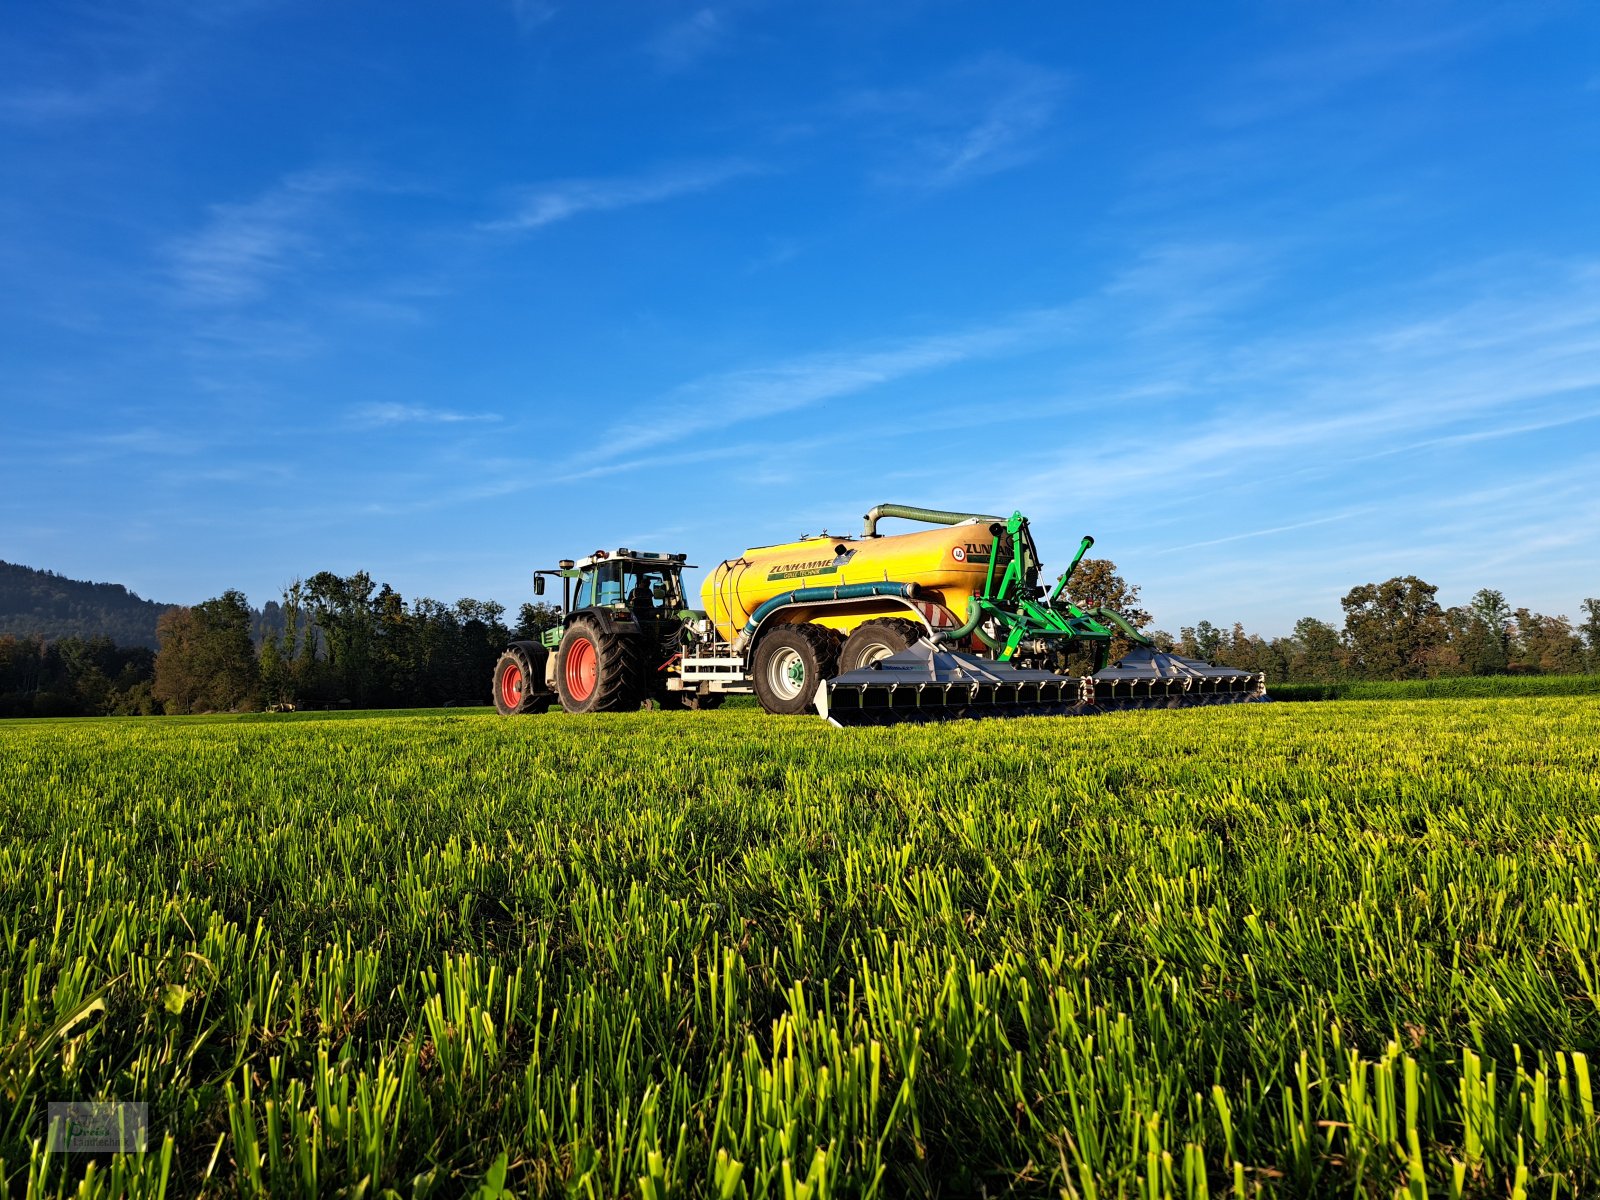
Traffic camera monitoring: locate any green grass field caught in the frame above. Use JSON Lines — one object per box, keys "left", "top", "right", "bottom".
{"left": 2, "top": 698, "right": 1598, "bottom": 1198}
{"left": 1267, "top": 676, "right": 1600, "bottom": 702}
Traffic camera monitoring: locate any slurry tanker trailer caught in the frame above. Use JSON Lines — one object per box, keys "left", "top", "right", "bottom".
{"left": 492, "top": 503, "right": 1266, "bottom": 727}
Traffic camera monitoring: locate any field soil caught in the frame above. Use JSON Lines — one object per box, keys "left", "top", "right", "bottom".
{"left": 2, "top": 699, "right": 1598, "bottom": 1197}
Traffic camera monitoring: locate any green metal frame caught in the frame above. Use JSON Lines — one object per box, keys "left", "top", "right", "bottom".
{"left": 946, "top": 511, "right": 1153, "bottom": 663}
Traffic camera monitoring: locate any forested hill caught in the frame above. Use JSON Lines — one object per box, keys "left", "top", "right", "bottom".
{"left": 0, "top": 561, "right": 175, "bottom": 649}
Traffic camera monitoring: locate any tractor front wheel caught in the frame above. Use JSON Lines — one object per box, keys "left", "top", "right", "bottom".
{"left": 555, "top": 619, "right": 644, "bottom": 713}
{"left": 752, "top": 623, "right": 840, "bottom": 716}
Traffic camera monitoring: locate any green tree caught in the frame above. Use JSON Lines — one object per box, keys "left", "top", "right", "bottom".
{"left": 1286, "top": 617, "right": 1345, "bottom": 681}
{"left": 514, "top": 602, "right": 562, "bottom": 641}
{"left": 1065, "top": 559, "right": 1152, "bottom": 629}
{"left": 1340, "top": 576, "right": 1448, "bottom": 679}
{"left": 1580, "top": 597, "right": 1600, "bottom": 671}
{"left": 1449, "top": 588, "right": 1511, "bottom": 675}
{"left": 1063, "top": 558, "right": 1151, "bottom": 666}
{"left": 1178, "top": 621, "right": 1223, "bottom": 661}
{"left": 1511, "top": 609, "right": 1585, "bottom": 674}
{"left": 153, "top": 590, "right": 260, "bottom": 713}
{"left": 305, "top": 571, "right": 378, "bottom": 704}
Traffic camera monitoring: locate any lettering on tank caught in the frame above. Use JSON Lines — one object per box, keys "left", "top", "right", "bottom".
{"left": 766, "top": 548, "right": 856, "bottom": 582}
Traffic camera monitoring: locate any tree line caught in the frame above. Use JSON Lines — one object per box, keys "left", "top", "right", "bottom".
{"left": 153, "top": 572, "right": 561, "bottom": 715}
{"left": 1068, "top": 562, "right": 1600, "bottom": 682}
{"left": 0, "top": 570, "right": 558, "bottom": 717}
{"left": 1, "top": 564, "right": 1596, "bottom": 716}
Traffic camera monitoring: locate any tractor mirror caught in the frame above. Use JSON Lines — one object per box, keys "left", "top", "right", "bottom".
{"left": 533, "top": 576, "right": 546, "bottom": 596}
{"left": 652, "top": 584, "right": 668, "bottom": 600}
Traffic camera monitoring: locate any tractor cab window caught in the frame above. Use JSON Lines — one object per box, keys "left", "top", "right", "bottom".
{"left": 572, "top": 561, "right": 677, "bottom": 613}
{"left": 572, "top": 561, "right": 624, "bottom": 609}
{"left": 622, "top": 567, "right": 675, "bottom": 616}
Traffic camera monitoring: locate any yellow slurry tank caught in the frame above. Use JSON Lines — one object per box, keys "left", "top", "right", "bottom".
{"left": 701, "top": 519, "right": 1013, "bottom": 642}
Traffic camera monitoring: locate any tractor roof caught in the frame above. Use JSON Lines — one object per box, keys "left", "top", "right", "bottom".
{"left": 572, "top": 549, "right": 690, "bottom": 571}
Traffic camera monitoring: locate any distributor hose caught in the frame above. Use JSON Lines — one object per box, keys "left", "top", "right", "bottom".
{"left": 1084, "top": 607, "right": 1155, "bottom": 647}
{"left": 933, "top": 596, "right": 985, "bottom": 645}
{"left": 862, "top": 503, "right": 1006, "bottom": 538}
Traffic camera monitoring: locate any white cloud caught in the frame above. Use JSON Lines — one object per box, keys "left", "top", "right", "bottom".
{"left": 508, "top": 0, "right": 558, "bottom": 33}
{"left": 0, "top": 67, "right": 166, "bottom": 125}
{"left": 480, "top": 161, "right": 758, "bottom": 234}
{"left": 847, "top": 56, "right": 1066, "bottom": 189}
{"left": 350, "top": 403, "right": 501, "bottom": 428}
{"left": 580, "top": 306, "right": 1076, "bottom": 465}
{"left": 649, "top": 7, "right": 727, "bottom": 72}
{"left": 167, "top": 170, "right": 354, "bottom": 306}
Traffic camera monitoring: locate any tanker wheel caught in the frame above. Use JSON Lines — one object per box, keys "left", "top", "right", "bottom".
{"left": 837, "top": 618, "right": 926, "bottom": 674}
{"left": 555, "top": 618, "right": 644, "bottom": 713}
{"left": 752, "top": 623, "right": 840, "bottom": 716}
{"left": 492, "top": 647, "right": 551, "bottom": 715}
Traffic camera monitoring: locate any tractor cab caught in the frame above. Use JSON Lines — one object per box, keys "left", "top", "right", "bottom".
{"left": 541, "top": 549, "right": 691, "bottom": 623}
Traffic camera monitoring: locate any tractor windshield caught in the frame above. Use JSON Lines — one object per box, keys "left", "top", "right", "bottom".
{"left": 573, "top": 562, "right": 621, "bottom": 609}
{"left": 622, "top": 566, "right": 677, "bottom": 616}
{"left": 573, "top": 561, "right": 679, "bottom": 613}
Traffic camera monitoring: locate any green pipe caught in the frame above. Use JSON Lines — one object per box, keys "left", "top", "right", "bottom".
{"left": 740, "top": 581, "right": 918, "bottom": 638}
{"left": 1084, "top": 606, "right": 1154, "bottom": 647}
{"left": 1049, "top": 535, "right": 1095, "bottom": 602}
{"left": 861, "top": 503, "right": 1005, "bottom": 538}
{"left": 933, "top": 596, "right": 987, "bottom": 644}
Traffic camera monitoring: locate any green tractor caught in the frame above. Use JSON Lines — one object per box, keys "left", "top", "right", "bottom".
{"left": 492, "top": 549, "right": 721, "bottom": 716}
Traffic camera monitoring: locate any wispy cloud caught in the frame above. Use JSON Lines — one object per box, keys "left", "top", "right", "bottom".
{"left": 648, "top": 6, "right": 728, "bottom": 72}
{"left": 1018, "top": 258, "right": 1600, "bottom": 505}
{"left": 1213, "top": 16, "right": 1499, "bottom": 127}
{"left": 508, "top": 0, "right": 558, "bottom": 34}
{"left": 0, "top": 66, "right": 167, "bottom": 125}
{"left": 847, "top": 56, "right": 1066, "bottom": 188}
{"left": 166, "top": 169, "right": 355, "bottom": 306}
{"left": 1155, "top": 510, "right": 1372, "bottom": 554}
{"left": 584, "top": 307, "right": 1075, "bottom": 464}
{"left": 350, "top": 403, "right": 502, "bottom": 428}
{"left": 479, "top": 160, "right": 759, "bottom": 234}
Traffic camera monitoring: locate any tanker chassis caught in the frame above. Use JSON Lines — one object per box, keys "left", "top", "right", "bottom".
{"left": 492, "top": 504, "right": 1266, "bottom": 727}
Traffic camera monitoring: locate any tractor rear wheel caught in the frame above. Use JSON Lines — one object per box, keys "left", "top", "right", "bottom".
{"left": 492, "top": 646, "right": 551, "bottom": 715}
{"left": 752, "top": 623, "right": 840, "bottom": 716}
{"left": 837, "top": 618, "right": 925, "bottom": 674}
{"left": 555, "top": 618, "right": 644, "bottom": 713}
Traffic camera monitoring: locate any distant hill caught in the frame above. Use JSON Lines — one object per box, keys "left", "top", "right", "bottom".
{"left": 1, "top": 562, "right": 289, "bottom": 650}
{"left": 0, "top": 561, "right": 176, "bottom": 649}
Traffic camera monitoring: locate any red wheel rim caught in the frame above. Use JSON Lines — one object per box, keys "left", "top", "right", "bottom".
{"left": 500, "top": 662, "right": 523, "bottom": 709}
{"left": 564, "top": 637, "right": 597, "bottom": 701}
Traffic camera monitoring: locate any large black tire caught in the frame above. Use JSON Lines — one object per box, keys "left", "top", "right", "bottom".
{"left": 751, "top": 623, "right": 841, "bottom": 716}
{"left": 555, "top": 618, "right": 644, "bottom": 714}
{"left": 492, "top": 645, "right": 552, "bottom": 715}
{"left": 837, "top": 618, "right": 926, "bottom": 674}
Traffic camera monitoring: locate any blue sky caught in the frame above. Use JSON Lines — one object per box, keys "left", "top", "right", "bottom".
{"left": 3, "top": 1, "right": 1597, "bottom": 635}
